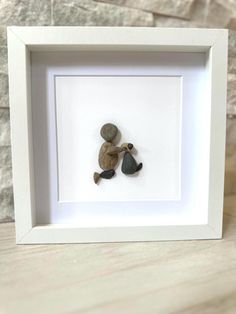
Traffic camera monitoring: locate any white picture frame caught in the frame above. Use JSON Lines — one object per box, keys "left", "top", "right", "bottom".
{"left": 7, "top": 27, "right": 228, "bottom": 244}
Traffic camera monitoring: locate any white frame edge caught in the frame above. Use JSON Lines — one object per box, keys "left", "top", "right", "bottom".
{"left": 7, "top": 27, "right": 228, "bottom": 244}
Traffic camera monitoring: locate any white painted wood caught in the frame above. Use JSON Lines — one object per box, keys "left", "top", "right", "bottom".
{"left": 19, "top": 225, "right": 218, "bottom": 244}
{"left": 7, "top": 29, "right": 35, "bottom": 243}
{"left": 207, "top": 32, "right": 228, "bottom": 237}
{"left": 9, "top": 26, "right": 226, "bottom": 52}
{"left": 7, "top": 27, "right": 228, "bottom": 244}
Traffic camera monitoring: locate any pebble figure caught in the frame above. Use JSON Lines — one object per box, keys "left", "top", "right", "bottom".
{"left": 121, "top": 151, "right": 143, "bottom": 175}
{"left": 93, "top": 123, "right": 131, "bottom": 184}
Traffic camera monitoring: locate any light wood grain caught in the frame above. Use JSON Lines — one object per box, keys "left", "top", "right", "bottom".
{"left": 1, "top": 195, "right": 236, "bottom": 314}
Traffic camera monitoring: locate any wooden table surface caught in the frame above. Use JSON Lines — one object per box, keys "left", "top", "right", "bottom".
{"left": 1, "top": 195, "right": 236, "bottom": 314}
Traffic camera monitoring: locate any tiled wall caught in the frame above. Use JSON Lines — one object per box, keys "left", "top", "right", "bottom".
{"left": 0, "top": 0, "right": 235, "bottom": 222}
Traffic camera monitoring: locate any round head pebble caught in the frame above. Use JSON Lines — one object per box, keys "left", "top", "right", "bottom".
{"left": 100, "top": 123, "right": 118, "bottom": 142}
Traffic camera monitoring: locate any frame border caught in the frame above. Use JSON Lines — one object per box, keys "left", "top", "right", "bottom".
{"left": 7, "top": 27, "right": 228, "bottom": 244}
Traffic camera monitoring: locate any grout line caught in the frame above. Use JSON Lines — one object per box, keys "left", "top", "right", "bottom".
{"left": 203, "top": 0, "right": 210, "bottom": 25}
{"left": 51, "top": 0, "right": 54, "bottom": 26}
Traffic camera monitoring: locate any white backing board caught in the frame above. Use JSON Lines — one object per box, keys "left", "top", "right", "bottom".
{"left": 55, "top": 75, "right": 182, "bottom": 202}
{"left": 31, "top": 51, "right": 210, "bottom": 227}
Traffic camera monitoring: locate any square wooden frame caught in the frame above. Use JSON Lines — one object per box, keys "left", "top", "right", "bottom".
{"left": 7, "top": 27, "right": 228, "bottom": 244}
